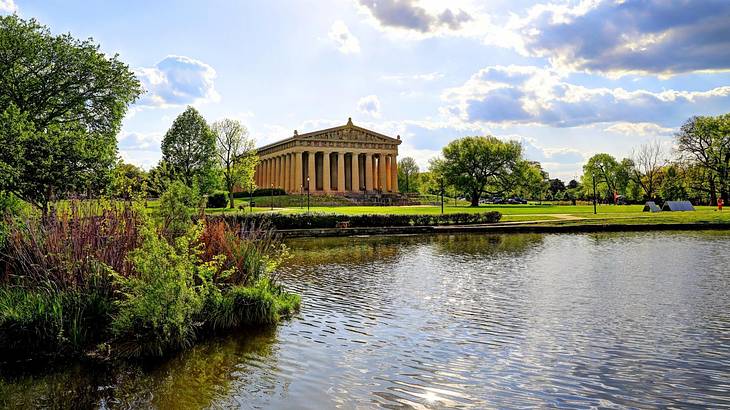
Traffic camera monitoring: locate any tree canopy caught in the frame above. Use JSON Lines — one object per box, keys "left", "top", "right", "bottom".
{"left": 211, "top": 118, "right": 258, "bottom": 208}
{"left": 161, "top": 106, "right": 217, "bottom": 188}
{"left": 0, "top": 15, "right": 141, "bottom": 213}
{"left": 432, "top": 136, "right": 522, "bottom": 206}
{"left": 397, "top": 157, "right": 419, "bottom": 193}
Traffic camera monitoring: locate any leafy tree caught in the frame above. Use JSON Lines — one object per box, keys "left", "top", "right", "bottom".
{"left": 211, "top": 119, "right": 258, "bottom": 208}
{"left": 109, "top": 160, "right": 147, "bottom": 200}
{"left": 676, "top": 114, "right": 730, "bottom": 205}
{"left": 157, "top": 181, "right": 200, "bottom": 238}
{"left": 0, "top": 16, "right": 141, "bottom": 215}
{"left": 660, "top": 165, "right": 688, "bottom": 201}
{"left": 397, "top": 157, "right": 420, "bottom": 193}
{"left": 582, "top": 153, "right": 621, "bottom": 202}
{"left": 161, "top": 106, "right": 217, "bottom": 189}
{"left": 433, "top": 136, "right": 522, "bottom": 206}
{"left": 147, "top": 160, "right": 176, "bottom": 198}
{"left": 548, "top": 178, "right": 566, "bottom": 197}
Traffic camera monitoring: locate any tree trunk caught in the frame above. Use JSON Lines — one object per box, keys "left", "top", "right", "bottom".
{"left": 709, "top": 176, "right": 717, "bottom": 206}
{"left": 470, "top": 191, "right": 480, "bottom": 207}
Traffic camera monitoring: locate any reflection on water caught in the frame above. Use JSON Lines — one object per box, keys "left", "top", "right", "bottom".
{"left": 3, "top": 232, "right": 730, "bottom": 408}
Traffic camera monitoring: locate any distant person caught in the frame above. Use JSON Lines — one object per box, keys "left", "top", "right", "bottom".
{"left": 718, "top": 198, "right": 724, "bottom": 211}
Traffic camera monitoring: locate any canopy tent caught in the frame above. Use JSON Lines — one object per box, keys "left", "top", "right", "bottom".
{"left": 643, "top": 201, "right": 661, "bottom": 212}
{"left": 662, "top": 201, "right": 695, "bottom": 211}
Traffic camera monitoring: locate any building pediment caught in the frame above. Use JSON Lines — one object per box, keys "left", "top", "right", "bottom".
{"left": 257, "top": 118, "right": 400, "bottom": 154}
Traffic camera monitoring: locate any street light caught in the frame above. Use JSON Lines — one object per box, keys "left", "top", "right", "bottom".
{"left": 306, "top": 176, "right": 310, "bottom": 213}
{"left": 300, "top": 184, "right": 303, "bottom": 209}
{"left": 440, "top": 178, "right": 445, "bottom": 215}
{"left": 591, "top": 173, "right": 597, "bottom": 213}
{"left": 270, "top": 183, "right": 274, "bottom": 210}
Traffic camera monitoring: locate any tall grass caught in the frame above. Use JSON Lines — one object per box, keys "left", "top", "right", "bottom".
{"left": 0, "top": 199, "right": 299, "bottom": 360}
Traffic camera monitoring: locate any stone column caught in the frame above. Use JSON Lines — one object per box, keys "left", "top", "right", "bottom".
{"left": 351, "top": 153, "right": 360, "bottom": 192}
{"left": 294, "top": 151, "right": 303, "bottom": 192}
{"left": 280, "top": 155, "right": 286, "bottom": 189}
{"left": 307, "top": 151, "right": 316, "bottom": 192}
{"left": 337, "top": 152, "right": 345, "bottom": 192}
{"left": 264, "top": 159, "right": 269, "bottom": 188}
{"left": 323, "top": 152, "right": 331, "bottom": 192}
{"left": 378, "top": 153, "right": 387, "bottom": 191}
{"left": 385, "top": 155, "right": 392, "bottom": 192}
{"left": 391, "top": 154, "right": 398, "bottom": 192}
{"left": 365, "top": 153, "right": 373, "bottom": 191}
{"left": 283, "top": 154, "right": 290, "bottom": 192}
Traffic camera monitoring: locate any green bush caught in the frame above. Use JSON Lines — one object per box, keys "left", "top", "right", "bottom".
{"left": 212, "top": 211, "right": 501, "bottom": 230}
{"left": 110, "top": 223, "right": 216, "bottom": 358}
{"left": 158, "top": 181, "right": 200, "bottom": 238}
{"left": 232, "top": 188, "right": 286, "bottom": 198}
{"left": 206, "top": 190, "right": 229, "bottom": 208}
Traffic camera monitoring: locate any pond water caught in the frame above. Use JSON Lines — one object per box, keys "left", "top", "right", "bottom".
{"left": 2, "top": 232, "right": 730, "bottom": 408}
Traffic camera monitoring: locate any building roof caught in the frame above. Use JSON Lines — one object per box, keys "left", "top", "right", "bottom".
{"left": 256, "top": 117, "right": 401, "bottom": 152}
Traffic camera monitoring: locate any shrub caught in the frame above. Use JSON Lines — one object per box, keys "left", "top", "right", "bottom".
{"left": 206, "top": 191, "right": 229, "bottom": 208}
{"left": 110, "top": 223, "right": 220, "bottom": 358}
{"left": 158, "top": 181, "right": 200, "bottom": 238}
{"left": 234, "top": 188, "right": 286, "bottom": 198}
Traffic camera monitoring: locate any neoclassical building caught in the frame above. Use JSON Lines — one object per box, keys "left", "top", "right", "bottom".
{"left": 254, "top": 118, "right": 400, "bottom": 194}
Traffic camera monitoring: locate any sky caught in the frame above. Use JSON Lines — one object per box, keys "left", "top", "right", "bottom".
{"left": 4, "top": 0, "right": 730, "bottom": 181}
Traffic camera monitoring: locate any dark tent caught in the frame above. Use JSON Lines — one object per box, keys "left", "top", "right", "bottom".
{"left": 643, "top": 201, "right": 661, "bottom": 212}
{"left": 662, "top": 201, "right": 695, "bottom": 211}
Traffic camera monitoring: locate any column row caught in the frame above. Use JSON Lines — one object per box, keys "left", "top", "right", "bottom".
{"left": 255, "top": 151, "right": 398, "bottom": 194}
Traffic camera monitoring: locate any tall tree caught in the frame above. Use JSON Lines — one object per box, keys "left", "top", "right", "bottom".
{"left": 582, "top": 153, "right": 621, "bottom": 201}
{"left": 397, "top": 157, "right": 419, "bottom": 193}
{"left": 432, "top": 136, "right": 522, "bottom": 206}
{"left": 630, "top": 139, "right": 665, "bottom": 200}
{"left": 0, "top": 16, "right": 141, "bottom": 214}
{"left": 161, "top": 106, "right": 217, "bottom": 188}
{"left": 211, "top": 119, "right": 258, "bottom": 208}
{"left": 676, "top": 115, "right": 730, "bottom": 205}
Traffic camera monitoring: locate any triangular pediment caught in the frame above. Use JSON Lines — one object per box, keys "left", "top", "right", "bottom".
{"left": 297, "top": 124, "right": 399, "bottom": 144}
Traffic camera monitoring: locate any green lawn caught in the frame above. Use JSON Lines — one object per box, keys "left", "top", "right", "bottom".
{"left": 194, "top": 198, "right": 730, "bottom": 226}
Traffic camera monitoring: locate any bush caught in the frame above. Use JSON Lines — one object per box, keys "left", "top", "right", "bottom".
{"left": 232, "top": 188, "right": 286, "bottom": 198}
{"left": 211, "top": 211, "right": 501, "bottom": 230}
{"left": 206, "top": 191, "right": 229, "bottom": 208}
{"left": 158, "top": 181, "right": 200, "bottom": 238}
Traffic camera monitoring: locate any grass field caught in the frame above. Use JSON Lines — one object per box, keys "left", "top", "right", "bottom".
{"left": 194, "top": 197, "right": 730, "bottom": 226}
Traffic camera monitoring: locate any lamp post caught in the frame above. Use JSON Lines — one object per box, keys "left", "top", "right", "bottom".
{"left": 270, "top": 183, "right": 274, "bottom": 210}
{"left": 440, "top": 178, "right": 445, "bottom": 215}
{"left": 592, "top": 172, "right": 597, "bottom": 215}
{"left": 249, "top": 185, "right": 253, "bottom": 213}
{"left": 300, "top": 184, "right": 303, "bottom": 209}
{"left": 306, "top": 176, "right": 310, "bottom": 213}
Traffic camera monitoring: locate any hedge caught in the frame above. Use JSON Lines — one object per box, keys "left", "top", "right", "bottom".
{"left": 206, "top": 191, "right": 229, "bottom": 208}
{"left": 232, "top": 188, "right": 286, "bottom": 198}
{"left": 209, "top": 211, "right": 501, "bottom": 230}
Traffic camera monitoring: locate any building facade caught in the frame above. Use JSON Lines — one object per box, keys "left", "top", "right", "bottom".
{"left": 254, "top": 118, "right": 400, "bottom": 194}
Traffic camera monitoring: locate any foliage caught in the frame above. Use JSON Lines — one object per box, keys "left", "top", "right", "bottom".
{"left": 212, "top": 211, "right": 501, "bottom": 230}
{"left": 161, "top": 107, "right": 217, "bottom": 189}
{"left": 660, "top": 165, "right": 688, "bottom": 201}
{"left": 432, "top": 136, "right": 523, "bottom": 206}
{"left": 212, "top": 119, "right": 258, "bottom": 208}
{"left": 157, "top": 181, "right": 200, "bottom": 238}
{"left": 147, "top": 160, "right": 176, "bottom": 198}
{"left": 109, "top": 160, "right": 148, "bottom": 200}
{"left": 206, "top": 279, "right": 300, "bottom": 331}
{"left": 206, "top": 191, "right": 229, "bottom": 209}
{"left": 0, "top": 16, "right": 141, "bottom": 214}
{"left": 582, "top": 153, "right": 623, "bottom": 201}
{"left": 110, "top": 223, "right": 217, "bottom": 358}
{"left": 676, "top": 114, "right": 730, "bottom": 205}
{"left": 398, "top": 157, "right": 420, "bottom": 193}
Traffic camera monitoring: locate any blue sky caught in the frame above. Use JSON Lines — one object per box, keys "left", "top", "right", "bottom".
{"left": 4, "top": 0, "right": 730, "bottom": 180}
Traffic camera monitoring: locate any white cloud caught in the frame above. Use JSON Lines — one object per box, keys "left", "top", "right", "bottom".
{"left": 503, "top": 0, "right": 730, "bottom": 76}
{"left": 604, "top": 122, "right": 674, "bottom": 137}
{"left": 328, "top": 20, "right": 361, "bottom": 54}
{"left": 443, "top": 65, "right": 730, "bottom": 127}
{"left": 117, "top": 131, "right": 164, "bottom": 170}
{"left": 135, "top": 55, "right": 219, "bottom": 108}
{"left": 0, "top": 0, "right": 17, "bottom": 14}
{"left": 380, "top": 72, "right": 443, "bottom": 82}
{"left": 357, "top": 95, "right": 381, "bottom": 117}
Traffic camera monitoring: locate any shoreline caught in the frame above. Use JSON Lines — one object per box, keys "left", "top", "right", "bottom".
{"left": 278, "top": 221, "right": 730, "bottom": 238}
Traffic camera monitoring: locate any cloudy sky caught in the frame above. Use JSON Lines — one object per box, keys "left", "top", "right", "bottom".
{"left": 5, "top": 0, "right": 730, "bottom": 180}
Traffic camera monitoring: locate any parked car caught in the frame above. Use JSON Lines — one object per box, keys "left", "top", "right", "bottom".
{"left": 507, "top": 197, "right": 528, "bottom": 204}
